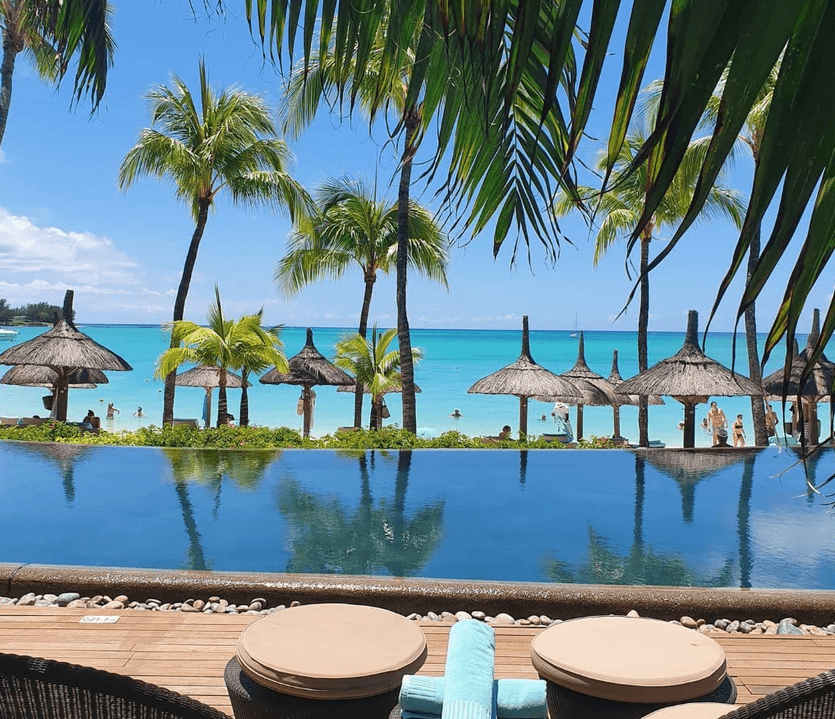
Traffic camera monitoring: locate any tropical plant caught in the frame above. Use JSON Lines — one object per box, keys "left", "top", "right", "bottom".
{"left": 119, "top": 59, "right": 310, "bottom": 425}
{"left": 233, "top": 310, "right": 286, "bottom": 427}
{"left": 334, "top": 326, "right": 423, "bottom": 430}
{"left": 276, "top": 175, "right": 448, "bottom": 427}
{"left": 0, "top": 0, "right": 114, "bottom": 147}
{"left": 234, "top": 0, "right": 835, "bottom": 401}
{"left": 553, "top": 125, "right": 745, "bottom": 446}
{"left": 155, "top": 287, "right": 288, "bottom": 428}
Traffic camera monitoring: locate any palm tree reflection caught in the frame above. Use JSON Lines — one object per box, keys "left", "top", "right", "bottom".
{"left": 277, "top": 450, "right": 444, "bottom": 576}
{"left": 163, "top": 448, "right": 279, "bottom": 569}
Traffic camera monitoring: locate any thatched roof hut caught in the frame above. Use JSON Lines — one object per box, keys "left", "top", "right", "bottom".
{"left": 468, "top": 316, "right": 580, "bottom": 435}
{"left": 260, "top": 328, "right": 353, "bottom": 437}
{"left": 551, "top": 332, "right": 618, "bottom": 440}
{"left": 0, "top": 365, "right": 108, "bottom": 388}
{"left": 0, "top": 290, "right": 131, "bottom": 422}
{"left": 617, "top": 310, "right": 762, "bottom": 447}
{"left": 175, "top": 366, "right": 250, "bottom": 428}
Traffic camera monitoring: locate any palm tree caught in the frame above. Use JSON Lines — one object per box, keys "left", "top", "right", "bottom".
{"left": 119, "top": 59, "right": 310, "bottom": 425}
{"left": 234, "top": 310, "right": 287, "bottom": 427}
{"left": 0, "top": 0, "right": 113, "bottom": 147}
{"left": 241, "top": 0, "right": 832, "bottom": 390}
{"left": 334, "top": 326, "right": 423, "bottom": 430}
{"left": 155, "top": 287, "right": 287, "bottom": 428}
{"left": 281, "top": 21, "right": 447, "bottom": 435}
{"left": 553, "top": 126, "right": 745, "bottom": 446}
{"left": 276, "top": 175, "right": 448, "bottom": 427}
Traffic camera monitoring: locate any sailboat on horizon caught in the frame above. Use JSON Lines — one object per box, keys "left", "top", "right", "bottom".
{"left": 569, "top": 312, "right": 579, "bottom": 338}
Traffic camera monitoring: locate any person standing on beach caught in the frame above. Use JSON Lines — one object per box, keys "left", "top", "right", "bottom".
{"left": 764, "top": 403, "right": 778, "bottom": 438}
{"left": 106, "top": 402, "right": 119, "bottom": 419}
{"left": 732, "top": 414, "right": 746, "bottom": 447}
{"left": 707, "top": 401, "right": 727, "bottom": 446}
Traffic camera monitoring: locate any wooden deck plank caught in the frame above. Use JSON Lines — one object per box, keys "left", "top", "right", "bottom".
{"left": 1, "top": 607, "right": 834, "bottom": 716}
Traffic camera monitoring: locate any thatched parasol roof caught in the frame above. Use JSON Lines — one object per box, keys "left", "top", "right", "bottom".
{"left": 260, "top": 328, "right": 353, "bottom": 387}
{"left": 0, "top": 364, "right": 108, "bottom": 388}
{"left": 175, "top": 366, "right": 250, "bottom": 388}
{"left": 607, "top": 349, "right": 664, "bottom": 406}
{"left": 0, "top": 295, "right": 131, "bottom": 373}
{"left": 554, "top": 332, "right": 619, "bottom": 406}
{"left": 468, "top": 316, "right": 580, "bottom": 435}
{"left": 617, "top": 311, "right": 762, "bottom": 398}
{"left": 761, "top": 309, "right": 835, "bottom": 401}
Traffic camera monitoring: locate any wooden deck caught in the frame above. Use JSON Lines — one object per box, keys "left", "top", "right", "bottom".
{"left": 2, "top": 606, "right": 835, "bottom": 716}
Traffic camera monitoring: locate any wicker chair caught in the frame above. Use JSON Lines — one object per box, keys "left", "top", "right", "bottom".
{"left": 0, "top": 652, "right": 231, "bottom": 719}
{"left": 719, "top": 669, "right": 835, "bottom": 718}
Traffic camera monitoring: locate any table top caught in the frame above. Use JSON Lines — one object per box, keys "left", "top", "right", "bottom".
{"left": 530, "top": 616, "right": 727, "bottom": 703}
{"left": 236, "top": 603, "right": 427, "bottom": 699}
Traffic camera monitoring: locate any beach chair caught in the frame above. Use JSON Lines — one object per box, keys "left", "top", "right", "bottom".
{"left": 171, "top": 418, "right": 201, "bottom": 428}
{"left": 19, "top": 417, "right": 52, "bottom": 426}
{"left": 717, "top": 667, "right": 835, "bottom": 718}
{"left": 0, "top": 417, "right": 18, "bottom": 425}
{"left": 0, "top": 652, "right": 228, "bottom": 719}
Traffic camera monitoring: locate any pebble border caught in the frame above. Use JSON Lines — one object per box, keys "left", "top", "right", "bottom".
{"left": 2, "top": 593, "right": 831, "bottom": 637}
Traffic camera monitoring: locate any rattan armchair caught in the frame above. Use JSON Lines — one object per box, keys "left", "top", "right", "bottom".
{"left": 720, "top": 669, "right": 835, "bottom": 719}
{"left": 0, "top": 652, "right": 231, "bottom": 719}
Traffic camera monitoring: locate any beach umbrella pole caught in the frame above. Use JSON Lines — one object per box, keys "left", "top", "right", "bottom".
{"left": 519, "top": 396, "right": 528, "bottom": 436}
{"left": 303, "top": 385, "right": 312, "bottom": 437}
{"left": 683, "top": 400, "right": 697, "bottom": 448}
{"left": 576, "top": 404, "right": 584, "bottom": 441}
{"left": 55, "top": 369, "right": 69, "bottom": 422}
{"left": 612, "top": 405, "right": 622, "bottom": 442}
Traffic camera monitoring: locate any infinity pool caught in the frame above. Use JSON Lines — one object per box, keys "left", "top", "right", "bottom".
{"left": 1, "top": 441, "right": 832, "bottom": 589}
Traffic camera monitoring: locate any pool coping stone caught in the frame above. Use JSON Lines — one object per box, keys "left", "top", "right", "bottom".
{"left": 2, "top": 563, "right": 834, "bottom": 624}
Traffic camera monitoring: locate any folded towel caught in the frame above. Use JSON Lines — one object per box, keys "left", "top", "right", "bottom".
{"left": 400, "top": 676, "right": 546, "bottom": 719}
{"left": 440, "top": 620, "right": 496, "bottom": 719}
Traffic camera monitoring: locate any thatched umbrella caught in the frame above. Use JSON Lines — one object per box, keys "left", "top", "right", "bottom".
{"left": 175, "top": 366, "right": 250, "bottom": 428}
{"left": 1, "top": 364, "right": 109, "bottom": 416}
{"left": 534, "top": 332, "right": 618, "bottom": 440}
{"left": 617, "top": 310, "right": 763, "bottom": 448}
{"left": 0, "top": 290, "right": 132, "bottom": 421}
{"left": 607, "top": 350, "right": 664, "bottom": 443}
{"left": 761, "top": 309, "right": 835, "bottom": 444}
{"left": 260, "top": 328, "right": 354, "bottom": 437}
{"left": 468, "top": 316, "right": 580, "bottom": 436}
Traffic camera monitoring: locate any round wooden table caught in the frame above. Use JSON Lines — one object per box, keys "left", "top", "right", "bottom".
{"left": 225, "top": 604, "right": 427, "bottom": 719}
{"left": 530, "top": 616, "right": 736, "bottom": 719}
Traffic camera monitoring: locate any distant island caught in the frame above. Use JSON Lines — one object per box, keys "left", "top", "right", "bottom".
{"left": 0, "top": 299, "right": 73, "bottom": 326}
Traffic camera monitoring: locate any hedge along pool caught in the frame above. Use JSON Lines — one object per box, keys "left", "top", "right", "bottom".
{"left": 2, "top": 441, "right": 834, "bottom": 590}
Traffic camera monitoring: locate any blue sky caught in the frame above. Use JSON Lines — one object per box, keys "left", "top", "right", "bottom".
{"left": 0, "top": 2, "right": 825, "bottom": 333}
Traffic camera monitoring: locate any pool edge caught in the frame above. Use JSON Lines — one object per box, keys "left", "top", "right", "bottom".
{"left": 2, "top": 563, "right": 833, "bottom": 624}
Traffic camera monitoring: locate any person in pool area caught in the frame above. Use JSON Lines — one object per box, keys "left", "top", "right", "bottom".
{"left": 712, "top": 428, "right": 731, "bottom": 448}
{"left": 707, "top": 401, "right": 727, "bottom": 446}
{"left": 733, "top": 414, "right": 746, "bottom": 447}
{"left": 450, "top": 408, "right": 463, "bottom": 418}
{"left": 134, "top": 407, "right": 144, "bottom": 417}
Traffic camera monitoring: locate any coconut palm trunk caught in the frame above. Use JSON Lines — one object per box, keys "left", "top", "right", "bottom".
{"left": 354, "top": 270, "right": 376, "bottom": 427}
{"left": 745, "top": 226, "right": 767, "bottom": 446}
{"left": 216, "top": 367, "right": 228, "bottom": 427}
{"left": 638, "top": 230, "right": 651, "bottom": 447}
{"left": 397, "top": 108, "right": 420, "bottom": 434}
{"left": 0, "top": 15, "right": 22, "bottom": 148}
{"left": 163, "top": 199, "right": 211, "bottom": 425}
{"left": 239, "top": 371, "right": 251, "bottom": 427}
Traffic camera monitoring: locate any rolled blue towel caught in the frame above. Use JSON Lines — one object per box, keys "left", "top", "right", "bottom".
{"left": 440, "top": 620, "right": 496, "bottom": 719}
{"left": 400, "top": 676, "right": 547, "bottom": 719}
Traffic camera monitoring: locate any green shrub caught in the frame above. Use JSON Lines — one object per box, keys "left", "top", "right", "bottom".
{"left": 0, "top": 422, "right": 609, "bottom": 449}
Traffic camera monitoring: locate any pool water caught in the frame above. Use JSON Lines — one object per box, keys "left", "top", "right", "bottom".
{"left": 1, "top": 441, "right": 833, "bottom": 589}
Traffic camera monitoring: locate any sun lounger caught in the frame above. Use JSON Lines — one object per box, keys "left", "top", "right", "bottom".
{"left": 18, "top": 417, "right": 52, "bottom": 426}
{"left": 0, "top": 417, "right": 19, "bottom": 425}
{"left": 171, "top": 418, "right": 201, "bottom": 428}
{"left": 0, "top": 651, "right": 227, "bottom": 719}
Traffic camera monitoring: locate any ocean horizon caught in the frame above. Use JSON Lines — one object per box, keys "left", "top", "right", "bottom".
{"left": 0, "top": 324, "right": 827, "bottom": 449}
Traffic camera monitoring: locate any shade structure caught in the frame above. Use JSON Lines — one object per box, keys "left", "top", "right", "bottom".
{"left": 761, "top": 309, "right": 835, "bottom": 444}
{"left": 0, "top": 364, "right": 108, "bottom": 388}
{"left": 260, "top": 328, "right": 353, "bottom": 437}
{"left": 0, "top": 290, "right": 131, "bottom": 422}
{"left": 535, "top": 332, "right": 618, "bottom": 440}
{"left": 467, "top": 315, "right": 580, "bottom": 436}
{"left": 606, "top": 350, "right": 664, "bottom": 442}
{"left": 617, "top": 310, "right": 762, "bottom": 448}
{"left": 175, "top": 366, "right": 250, "bottom": 428}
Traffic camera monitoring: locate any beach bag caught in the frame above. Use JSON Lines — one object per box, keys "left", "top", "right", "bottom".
{"left": 381, "top": 401, "right": 390, "bottom": 419}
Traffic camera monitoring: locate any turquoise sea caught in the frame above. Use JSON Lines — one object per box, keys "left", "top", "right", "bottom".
{"left": 0, "top": 325, "right": 828, "bottom": 449}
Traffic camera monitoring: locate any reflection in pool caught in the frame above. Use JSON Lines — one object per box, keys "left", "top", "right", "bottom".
{"left": 1, "top": 441, "right": 832, "bottom": 589}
